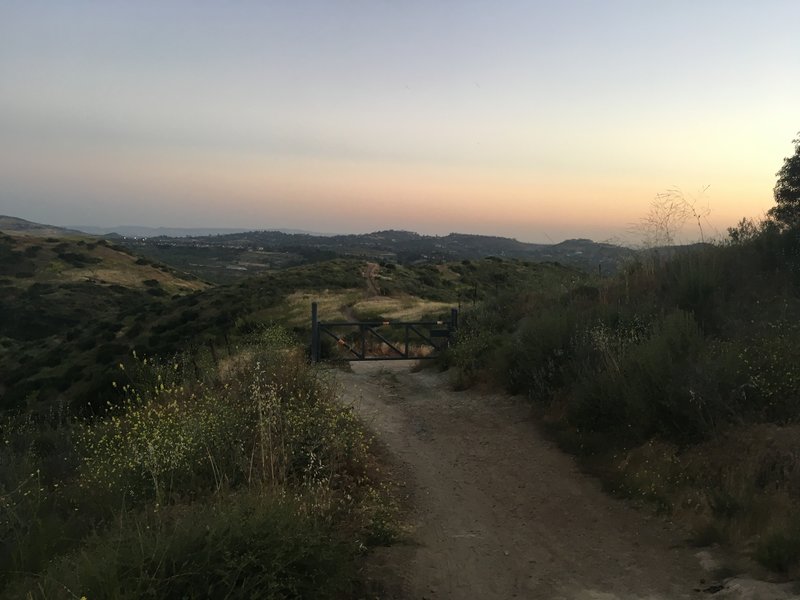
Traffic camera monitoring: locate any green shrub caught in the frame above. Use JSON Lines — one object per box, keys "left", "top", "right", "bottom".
{"left": 79, "top": 346, "right": 367, "bottom": 507}
{"left": 3, "top": 331, "right": 394, "bottom": 596}
{"left": 737, "top": 323, "right": 800, "bottom": 423}
{"left": 569, "top": 310, "right": 710, "bottom": 444}
{"left": 504, "top": 306, "right": 580, "bottom": 399}
{"left": 756, "top": 528, "right": 800, "bottom": 573}
{"left": 13, "top": 492, "right": 355, "bottom": 600}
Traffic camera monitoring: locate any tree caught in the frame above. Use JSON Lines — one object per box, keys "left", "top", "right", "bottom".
{"left": 769, "top": 132, "right": 800, "bottom": 228}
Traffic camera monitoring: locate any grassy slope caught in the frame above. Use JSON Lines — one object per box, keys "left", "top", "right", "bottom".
{"left": 0, "top": 233, "right": 208, "bottom": 411}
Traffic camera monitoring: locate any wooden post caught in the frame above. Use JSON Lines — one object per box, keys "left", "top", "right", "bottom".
{"left": 311, "top": 302, "right": 319, "bottom": 363}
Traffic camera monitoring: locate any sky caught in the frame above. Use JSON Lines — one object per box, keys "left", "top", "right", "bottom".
{"left": 1, "top": 1, "right": 798, "bottom": 244}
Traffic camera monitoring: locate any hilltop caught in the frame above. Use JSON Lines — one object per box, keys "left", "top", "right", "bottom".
{"left": 70, "top": 224, "right": 324, "bottom": 238}
{"left": 119, "top": 227, "right": 632, "bottom": 283}
{"left": 4, "top": 216, "right": 636, "bottom": 283}
{"left": 0, "top": 215, "right": 87, "bottom": 238}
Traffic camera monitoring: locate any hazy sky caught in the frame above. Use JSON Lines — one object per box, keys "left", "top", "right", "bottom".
{"left": 1, "top": 1, "right": 798, "bottom": 243}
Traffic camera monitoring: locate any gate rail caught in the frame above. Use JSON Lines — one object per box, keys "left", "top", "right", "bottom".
{"left": 310, "top": 302, "right": 457, "bottom": 362}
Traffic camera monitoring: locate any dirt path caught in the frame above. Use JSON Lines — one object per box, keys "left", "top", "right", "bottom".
{"left": 364, "top": 262, "right": 381, "bottom": 297}
{"left": 338, "top": 362, "right": 798, "bottom": 600}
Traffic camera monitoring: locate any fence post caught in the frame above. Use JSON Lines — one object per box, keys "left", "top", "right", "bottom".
{"left": 311, "top": 302, "right": 319, "bottom": 363}
{"left": 450, "top": 307, "right": 458, "bottom": 330}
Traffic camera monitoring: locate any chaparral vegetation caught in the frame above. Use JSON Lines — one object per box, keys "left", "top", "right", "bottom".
{"left": 444, "top": 133, "right": 800, "bottom": 576}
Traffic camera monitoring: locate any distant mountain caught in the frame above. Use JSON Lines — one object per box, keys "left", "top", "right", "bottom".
{"left": 0, "top": 215, "right": 88, "bottom": 238}
{"left": 70, "top": 225, "right": 328, "bottom": 238}
{"left": 122, "top": 227, "right": 635, "bottom": 275}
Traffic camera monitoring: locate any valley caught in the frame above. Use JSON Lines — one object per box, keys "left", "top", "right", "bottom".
{"left": 2, "top": 214, "right": 800, "bottom": 598}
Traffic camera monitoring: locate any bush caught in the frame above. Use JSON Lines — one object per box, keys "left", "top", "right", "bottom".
{"left": 756, "top": 528, "right": 800, "bottom": 574}
{"left": 569, "top": 310, "right": 710, "bottom": 444}
{"left": 737, "top": 323, "right": 800, "bottom": 423}
{"left": 504, "top": 306, "right": 580, "bottom": 399}
{"left": 13, "top": 493, "right": 355, "bottom": 600}
{"left": 3, "top": 332, "right": 394, "bottom": 596}
{"left": 79, "top": 346, "right": 367, "bottom": 507}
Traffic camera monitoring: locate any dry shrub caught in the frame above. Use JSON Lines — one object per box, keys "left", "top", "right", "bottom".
{"left": 609, "top": 424, "right": 800, "bottom": 572}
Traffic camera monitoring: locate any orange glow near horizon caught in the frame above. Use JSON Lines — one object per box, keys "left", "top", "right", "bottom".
{"left": 0, "top": 140, "right": 777, "bottom": 242}
{"left": 1, "top": 3, "right": 798, "bottom": 241}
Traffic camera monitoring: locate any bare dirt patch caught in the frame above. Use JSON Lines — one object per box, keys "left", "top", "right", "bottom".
{"left": 337, "top": 362, "right": 800, "bottom": 600}
{"left": 365, "top": 262, "right": 382, "bottom": 296}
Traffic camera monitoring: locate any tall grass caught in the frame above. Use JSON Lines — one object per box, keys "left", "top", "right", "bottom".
{"left": 1, "top": 329, "right": 394, "bottom": 598}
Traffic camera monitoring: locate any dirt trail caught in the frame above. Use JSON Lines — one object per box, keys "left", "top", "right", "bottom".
{"left": 338, "top": 362, "right": 798, "bottom": 600}
{"left": 364, "top": 262, "right": 381, "bottom": 297}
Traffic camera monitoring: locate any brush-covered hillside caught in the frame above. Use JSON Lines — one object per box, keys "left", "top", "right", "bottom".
{"left": 0, "top": 233, "right": 208, "bottom": 410}
{"left": 445, "top": 220, "right": 800, "bottom": 574}
{"left": 0, "top": 226, "right": 581, "bottom": 414}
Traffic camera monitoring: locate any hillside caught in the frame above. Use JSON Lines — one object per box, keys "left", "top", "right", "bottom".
{"left": 0, "top": 228, "right": 580, "bottom": 413}
{"left": 71, "top": 224, "right": 324, "bottom": 237}
{"left": 0, "top": 232, "right": 209, "bottom": 410}
{"left": 0, "top": 215, "right": 87, "bottom": 238}
{"left": 120, "top": 228, "right": 633, "bottom": 283}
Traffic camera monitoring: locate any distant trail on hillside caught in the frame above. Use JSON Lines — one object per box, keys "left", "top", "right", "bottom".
{"left": 364, "top": 262, "right": 381, "bottom": 297}
{"left": 337, "top": 363, "right": 797, "bottom": 600}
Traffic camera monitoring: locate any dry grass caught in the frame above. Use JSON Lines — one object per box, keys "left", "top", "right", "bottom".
{"left": 7, "top": 234, "right": 207, "bottom": 293}
{"left": 286, "top": 290, "right": 363, "bottom": 325}
{"left": 286, "top": 290, "right": 451, "bottom": 325}
{"left": 350, "top": 296, "right": 452, "bottom": 322}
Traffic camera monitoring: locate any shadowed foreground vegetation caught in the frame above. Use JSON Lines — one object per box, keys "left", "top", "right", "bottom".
{"left": 444, "top": 220, "right": 800, "bottom": 575}
{"left": 1, "top": 331, "right": 396, "bottom": 598}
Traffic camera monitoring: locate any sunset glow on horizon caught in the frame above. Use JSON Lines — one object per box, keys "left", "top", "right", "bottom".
{"left": 1, "top": 1, "right": 798, "bottom": 243}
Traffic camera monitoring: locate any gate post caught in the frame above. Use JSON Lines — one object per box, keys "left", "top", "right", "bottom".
{"left": 311, "top": 302, "right": 320, "bottom": 363}
{"left": 450, "top": 307, "right": 458, "bottom": 330}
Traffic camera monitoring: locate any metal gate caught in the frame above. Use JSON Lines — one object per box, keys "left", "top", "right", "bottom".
{"left": 310, "top": 302, "right": 457, "bottom": 362}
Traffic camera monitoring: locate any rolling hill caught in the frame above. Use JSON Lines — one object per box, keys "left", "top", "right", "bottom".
{"left": 0, "top": 231, "right": 208, "bottom": 410}
{"left": 121, "top": 228, "right": 634, "bottom": 283}
{"left": 0, "top": 224, "right": 583, "bottom": 413}
{"left": 0, "top": 215, "right": 88, "bottom": 238}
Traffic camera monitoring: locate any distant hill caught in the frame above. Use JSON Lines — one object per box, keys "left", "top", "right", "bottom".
{"left": 70, "top": 225, "right": 328, "bottom": 238}
{"left": 121, "top": 228, "right": 634, "bottom": 281}
{"left": 0, "top": 215, "right": 88, "bottom": 238}
{"left": 0, "top": 224, "right": 580, "bottom": 413}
